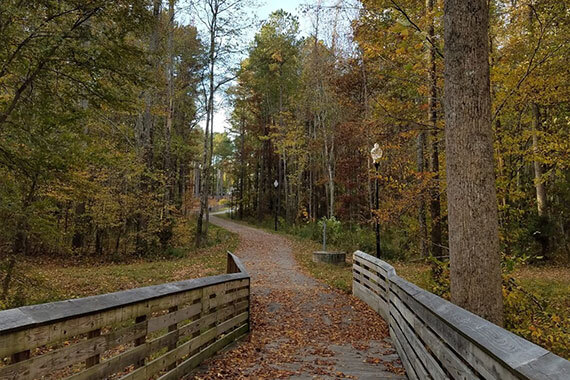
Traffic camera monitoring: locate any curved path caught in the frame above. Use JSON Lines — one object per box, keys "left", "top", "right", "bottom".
{"left": 195, "top": 216, "right": 405, "bottom": 379}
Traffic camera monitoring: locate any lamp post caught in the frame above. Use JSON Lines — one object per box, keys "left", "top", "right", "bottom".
{"left": 371, "top": 143, "right": 383, "bottom": 258}
{"left": 274, "top": 179, "right": 279, "bottom": 231}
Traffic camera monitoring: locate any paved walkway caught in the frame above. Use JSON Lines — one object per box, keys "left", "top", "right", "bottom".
{"left": 195, "top": 216, "right": 405, "bottom": 379}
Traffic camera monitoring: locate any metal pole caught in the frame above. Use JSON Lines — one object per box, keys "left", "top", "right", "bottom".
{"left": 375, "top": 162, "right": 381, "bottom": 258}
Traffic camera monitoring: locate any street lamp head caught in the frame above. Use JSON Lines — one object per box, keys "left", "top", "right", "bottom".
{"left": 274, "top": 179, "right": 279, "bottom": 188}
{"left": 371, "top": 143, "right": 383, "bottom": 164}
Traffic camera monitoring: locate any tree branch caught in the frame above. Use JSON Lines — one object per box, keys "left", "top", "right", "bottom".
{"left": 389, "top": 0, "right": 444, "bottom": 59}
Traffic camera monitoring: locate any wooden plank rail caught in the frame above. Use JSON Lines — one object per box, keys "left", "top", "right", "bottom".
{"left": 0, "top": 252, "right": 250, "bottom": 380}
{"left": 352, "top": 250, "right": 570, "bottom": 380}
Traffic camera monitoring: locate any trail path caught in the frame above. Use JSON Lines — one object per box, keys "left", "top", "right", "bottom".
{"left": 196, "top": 215, "right": 405, "bottom": 379}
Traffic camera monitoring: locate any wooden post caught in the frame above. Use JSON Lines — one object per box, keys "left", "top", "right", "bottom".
{"left": 227, "top": 253, "right": 238, "bottom": 274}
{"left": 134, "top": 315, "right": 147, "bottom": 368}
{"left": 167, "top": 305, "right": 178, "bottom": 370}
{"left": 85, "top": 328, "right": 102, "bottom": 367}
{"left": 10, "top": 350, "right": 30, "bottom": 364}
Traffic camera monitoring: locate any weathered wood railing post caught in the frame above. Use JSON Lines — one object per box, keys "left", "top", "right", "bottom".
{"left": 167, "top": 305, "right": 179, "bottom": 370}
{"left": 85, "top": 328, "right": 102, "bottom": 368}
{"left": 10, "top": 349, "right": 30, "bottom": 365}
{"left": 134, "top": 314, "right": 148, "bottom": 368}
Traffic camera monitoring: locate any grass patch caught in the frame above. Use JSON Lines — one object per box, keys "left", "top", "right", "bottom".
{"left": 291, "top": 238, "right": 353, "bottom": 292}
{"left": 391, "top": 262, "right": 432, "bottom": 289}
{"left": 1, "top": 221, "right": 238, "bottom": 310}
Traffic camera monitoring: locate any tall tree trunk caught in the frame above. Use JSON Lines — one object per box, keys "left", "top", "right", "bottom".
{"left": 178, "top": 161, "right": 185, "bottom": 210}
{"left": 532, "top": 103, "right": 546, "bottom": 217}
{"left": 206, "top": 93, "right": 214, "bottom": 235}
{"left": 328, "top": 147, "right": 334, "bottom": 218}
{"left": 204, "top": 4, "right": 219, "bottom": 238}
{"left": 3, "top": 179, "right": 36, "bottom": 299}
{"left": 239, "top": 118, "right": 245, "bottom": 219}
{"left": 196, "top": 96, "right": 210, "bottom": 247}
{"left": 71, "top": 202, "right": 86, "bottom": 250}
{"left": 322, "top": 116, "right": 335, "bottom": 218}
{"left": 95, "top": 228, "right": 103, "bottom": 255}
{"left": 495, "top": 119, "right": 507, "bottom": 209}
{"left": 164, "top": 0, "right": 175, "bottom": 209}
{"left": 196, "top": 1, "right": 218, "bottom": 247}
{"left": 444, "top": 0, "right": 503, "bottom": 326}
{"left": 308, "top": 165, "right": 313, "bottom": 220}
{"left": 2, "top": 223, "right": 25, "bottom": 300}
{"left": 417, "top": 130, "right": 428, "bottom": 257}
{"left": 417, "top": 0, "right": 430, "bottom": 256}
{"left": 141, "top": 0, "right": 161, "bottom": 168}
{"left": 426, "top": 0, "right": 442, "bottom": 257}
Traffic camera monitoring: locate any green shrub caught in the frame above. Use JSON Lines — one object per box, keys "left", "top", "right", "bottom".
{"left": 164, "top": 247, "right": 187, "bottom": 259}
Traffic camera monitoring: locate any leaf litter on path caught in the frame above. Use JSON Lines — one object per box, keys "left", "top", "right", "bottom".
{"left": 194, "top": 217, "right": 405, "bottom": 379}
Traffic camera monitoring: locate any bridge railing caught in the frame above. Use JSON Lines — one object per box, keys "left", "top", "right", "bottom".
{"left": 0, "top": 252, "right": 250, "bottom": 380}
{"left": 353, "top": 250, "right": 569, "bottom": 380}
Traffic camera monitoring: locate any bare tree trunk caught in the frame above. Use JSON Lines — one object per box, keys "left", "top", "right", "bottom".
{"left": 206, "top": 89, "right": 214, "bottom": 236}
{"left": 417, "top": 130, "right": 428, "bottom": 257}
{"left": 417, "top": 0, "right": 430, "bottom": 256}
{"left": 179, "top": 161, "right": 185, "bottom": 209}
{"left": 196, "top": 90, "right": 211, "bottom": 247}
{"left": 2, "top": 223, "right": 25, "bottom": 299}
{"left": 308, "top": 165, "right": 313, "bottom": 220}
{"left": 142, "top": 0, "right": 161, "bottom": 168}
{"left": 283, "top": 154, "right": 291, "bottom": 222}
{"left": 196, "top": 0, "right": 218, "bottom": 247}
{"left": 532, "top": 103, "right": 546, "bottom": 217}
{"left": 444, "top": 0, "right": 503, "bottom": 326}
{"left": 255, "top": 157, "right": 261, "bottom": 217}
{"left": 71, "top": 201, "right": 86, "bottom": 250}
{"left": 1, "top": 256, "right": 16, "bottom": 301}
{"left": 196, "top": 96, "right": 210, "bottom": 247}
{"left": 164, "top": 0, "right": 175, "bottom": 209}
{"left": 3, "top": 179, "right": 36, "bottom": 299}
{"left": 322, "top": 115, "right": 335, "bottom": 219}
{"left": 327, "top": 154, "right": 334, "bottom": 218}
{"left": 95, "top": 228, "right": 104, "bottom": 255}
{"left": 426, "top": 0, "right": 442, "bottom": 257}
{"left": 239, "top": 118, "right": 245, "bottom": 219}
{"left": 496, "top": 119, "right": 507, "bottom": 209}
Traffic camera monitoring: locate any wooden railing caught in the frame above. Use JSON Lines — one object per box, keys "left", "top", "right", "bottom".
{"left": 353, "top": 250, "right": 570, "bottom": 380}
{"left": 0, "top": 252, "right": 250, "bottom": 380}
